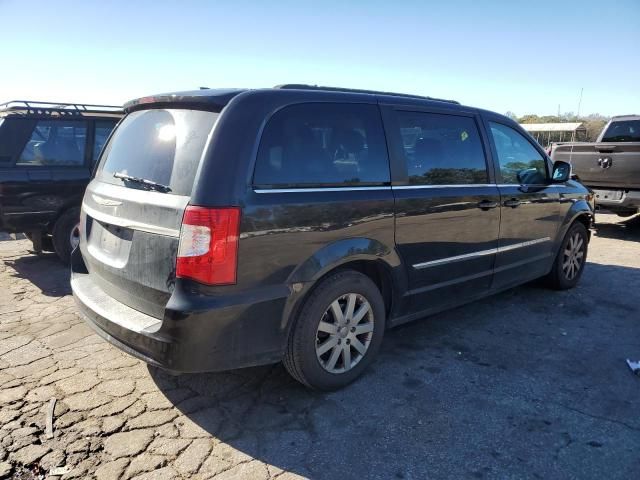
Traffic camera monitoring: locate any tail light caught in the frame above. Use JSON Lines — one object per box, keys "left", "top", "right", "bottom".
{"left": 176, "top": 206, "right": 241, "bottom": 285}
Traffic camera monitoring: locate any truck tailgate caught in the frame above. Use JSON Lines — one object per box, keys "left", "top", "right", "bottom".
{"left": 552, "top": 142, "right": 640, "bottom": 189}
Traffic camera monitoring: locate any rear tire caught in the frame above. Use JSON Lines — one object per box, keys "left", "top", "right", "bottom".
{"left": 283, "top": 270, "right": 385, "bottom": 390}
{"left": 52, "top": 208, "right": 80, "bottom": 263}
{"left": 26, "top": 232, "right": 54, "bottom": 253}
{"left": 41, "top": 235, "right": 55, "bottom": 253}
{"left": 545, "top": 222, "right": 589, "bottom": 290}
{"left": 616, "top": 210, "right": 637, "bottom": 218}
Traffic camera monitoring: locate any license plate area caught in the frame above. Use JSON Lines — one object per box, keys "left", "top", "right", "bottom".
{"left": 99, "top": 223, "right": 131, "bottom": 254}
{"left": 594, "top": 189, "right": 624, "bottom": 201}
{"left": 86, "top": 217, "right": 133, "bottom": 268}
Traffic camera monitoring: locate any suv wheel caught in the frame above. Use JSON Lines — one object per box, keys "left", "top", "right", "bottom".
{"left": 545, "top": 222, "right": 589, "bottom": 290}
{"left": 284, "top": 270, "right": 385, "bottom": 390}
{"left": 52, "top": 208, "right": 80, "bottom": 263}
{"left": 25, "top": 232, "right": 55, "bottom": 253}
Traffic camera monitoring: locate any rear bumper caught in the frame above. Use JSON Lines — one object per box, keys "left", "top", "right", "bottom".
{"left": 593, "top": 189, "right": 640, "bottom": 211}
{"left": 0, "top": 211, "right": 54, "bottom": 233}
{"left": 71, "top": 248, "right": 291, "bottom": 373}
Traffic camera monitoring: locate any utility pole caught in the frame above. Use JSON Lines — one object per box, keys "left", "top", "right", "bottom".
{"left": 569, "top": 88, "right": 584, "bottom": 164}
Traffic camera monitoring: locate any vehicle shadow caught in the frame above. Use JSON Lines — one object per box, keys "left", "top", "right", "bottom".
{"left": 4, "top": 252, "right": 71, "bottom": 297}
{"left": 147, "top": 261, "right": 640, "bottom": 479}
{"left": 594, "top": 214, "right": 640, "bottom": 241}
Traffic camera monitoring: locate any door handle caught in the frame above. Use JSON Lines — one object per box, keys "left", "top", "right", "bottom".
{"left": 477, "top": 200, "right": 499, "bottom": 210}
{"left": 595, "top": 144, "right": 618, "bottom": 153}
{"left": 504, "top": 198, "right": 521, "bottom": 208}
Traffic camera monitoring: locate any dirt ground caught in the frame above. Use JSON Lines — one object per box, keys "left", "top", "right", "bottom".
{"left": 0, "top": 213, "right": 639, "bottom": 479}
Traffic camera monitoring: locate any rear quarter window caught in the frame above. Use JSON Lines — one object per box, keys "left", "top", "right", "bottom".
{"left": 17, "top": 119, "right": 88, "bottom": 166}
{"left": 253, "top": 103, "right": 390, "bottom": 187}
{"left": 0, "top": 118, "right": 37, "bottom": 164}
{"left": 96, "top": 109, "right": 218, "bottom": 196}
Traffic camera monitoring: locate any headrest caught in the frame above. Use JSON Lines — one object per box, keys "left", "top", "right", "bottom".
{"left": 415, "top": 137, "right": 443, "bottom": 157}
{"left": 332, "top": 129, "right": 365, "bottom": 154}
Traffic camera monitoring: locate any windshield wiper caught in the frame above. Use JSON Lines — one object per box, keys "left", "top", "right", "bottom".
{"left": 113, "top": 172, "right": 171, "bottom": 193}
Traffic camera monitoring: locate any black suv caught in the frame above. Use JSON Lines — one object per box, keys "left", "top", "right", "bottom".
{"left": 0, "top": 101, "right": 122, "bottom": 261}
{"left": 71, "top": 86, "right": 594, "bottom": 390}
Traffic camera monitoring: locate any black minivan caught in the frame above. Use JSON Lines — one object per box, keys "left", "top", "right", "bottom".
{"left": 72, "top": 85, "right": 594, "bottom": 390}
{"left": 0, "top": 101, "right": 122, "bottom": 261}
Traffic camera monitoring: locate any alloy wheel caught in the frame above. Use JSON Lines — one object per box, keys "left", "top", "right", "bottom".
{"left": 562, "top": 232, "right": 585, "bottom": 280}
{"left": 69, "top": 223, "right": 80, "bottom": 251}
{"left": 315, "top": 293, "right": 374, "bottom": 374}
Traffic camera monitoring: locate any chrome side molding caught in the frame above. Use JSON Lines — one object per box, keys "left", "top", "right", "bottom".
{"left": 413, "top": 237, "right": 551, "bottom": 270}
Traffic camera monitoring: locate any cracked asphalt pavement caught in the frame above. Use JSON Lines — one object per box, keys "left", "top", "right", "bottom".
{"left": 1, "top": 213, "right": 639, "bottom": 479}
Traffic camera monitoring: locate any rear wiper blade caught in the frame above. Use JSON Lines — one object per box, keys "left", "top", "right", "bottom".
{"left": 113, "top": 172, "right": 171, "bottom": 193}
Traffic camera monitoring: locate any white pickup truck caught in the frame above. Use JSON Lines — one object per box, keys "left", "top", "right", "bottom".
{"left": 551, "top": 115, "right": 640, "bottom": 216}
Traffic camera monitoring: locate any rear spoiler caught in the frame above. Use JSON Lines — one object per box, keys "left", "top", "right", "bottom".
{"left": 124, "top": 89, "right": 245, "bottom": 113}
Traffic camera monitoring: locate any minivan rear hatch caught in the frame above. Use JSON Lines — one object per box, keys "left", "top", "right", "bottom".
{"left": 80, "top": 108, "right": 219, "bottom": 319}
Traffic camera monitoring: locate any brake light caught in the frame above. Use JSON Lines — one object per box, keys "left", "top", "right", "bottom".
{"left": 176, "top": 206, "right": 241, "bottom": 285}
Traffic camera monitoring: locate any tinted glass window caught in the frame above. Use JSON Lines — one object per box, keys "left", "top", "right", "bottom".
{"left": 0, "top": 118, "right": 36, "bottom": 163}
{"left": 93, "top": 120, "right": 118, "bottom": 164}
{"left": 0, "top": 119, "right": 5, "bottom": 162}
{"left": 601, "top": 120, "right": 640, "bottom": 142}
{"left": 489, "top": 122, "right": 547, "bottom": 184}
{"left": 96, "top": 109, "right": 218, "bottom": 196}
{"left": 254, "top": 103, "right": 390, "bottom": 187}
{"left": 17, "top": 120, "right": 87, "bottom": 166}
{"left": 396, "top": 112, "right": 487, "bottom": 185}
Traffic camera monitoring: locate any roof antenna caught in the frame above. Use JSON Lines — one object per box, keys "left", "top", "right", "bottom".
{"left": 568, "top": 87, "right": 583, "bottom": 165}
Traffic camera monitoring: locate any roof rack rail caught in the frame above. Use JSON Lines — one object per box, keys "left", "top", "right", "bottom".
{"left": 0, "top": 100, "right": 122, "bottom": 115}
{"left": 274, "top": 84, "right": 459, "bottom": 104}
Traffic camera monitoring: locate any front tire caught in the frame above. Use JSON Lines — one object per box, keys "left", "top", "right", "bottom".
{"left": 283, "top": 270, "right": 385, "bottom": 390}
{"left": 545, "top": 222, "right": 589, "bottom": 290}
{"left": 52, "top": 208, "right": 80, "bottom": 263}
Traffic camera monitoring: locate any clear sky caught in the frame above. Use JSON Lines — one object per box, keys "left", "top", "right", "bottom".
{"left": 1, "top": 0, "right": 638, "bottom": 117}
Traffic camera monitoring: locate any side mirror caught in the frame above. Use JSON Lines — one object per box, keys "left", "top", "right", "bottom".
{"left": 517, "top": 167, "right": 542, "bottom": 184}
{"left": 552, "top": 161, "right": 571, "bottom": 183}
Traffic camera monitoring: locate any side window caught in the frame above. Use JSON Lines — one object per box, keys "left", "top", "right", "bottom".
{"left": 0, "top": 118, "right": 36, "bottom": 163}
{"left": 17, "top": 120, "right": 88, "bottom": 166}
{"left": 93, "top": 120, "right": 118, "bottom": 164}
{"left": 396, "top": 111, "right": 488, "bottom": 185}
{"left": 254, "top": 103, "right": 390, "bottom": 187}
{"left": 489, "top": 122, "right": 548, "bottom": 185}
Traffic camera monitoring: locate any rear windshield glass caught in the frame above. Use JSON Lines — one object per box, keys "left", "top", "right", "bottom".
{"left": 601, "top": 120, "right": 640, "bottom": 142}
{"left": 96, "top": 109, "right": 218, "bottom": 195}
